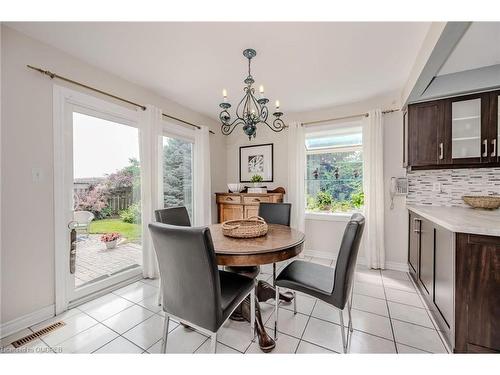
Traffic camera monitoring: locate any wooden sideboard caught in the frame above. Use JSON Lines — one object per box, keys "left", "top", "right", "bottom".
{"left": 215, "top": 192, "right": 284, "bottom": 223}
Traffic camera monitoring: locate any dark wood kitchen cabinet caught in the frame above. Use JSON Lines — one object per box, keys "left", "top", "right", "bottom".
{"left": 408, "top": 100, "right": 445, "bottom": 167}
{"left": 408, "top": 213, "right": 420, "bottom": 275}
{"left": 455, "top": 233, "right": 500, "bottom": 353}
{"left": 434, "top": 226, "right": 454, "bottom": 329}
{"left": 408, "top": 211, "right": 500, "bottom": 353}
{"left": 419, "top": 218, "right": 434, "bottom": 296}
{"left": 406, "top": 89, "right": 500, "bottom": 170}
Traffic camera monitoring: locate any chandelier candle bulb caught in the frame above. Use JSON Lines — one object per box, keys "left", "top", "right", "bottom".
{"left": 259, "top": 85, "right": 264, "bottom": 97}
{"left": 275, "top": 100, "right": 280, "bottom": 110}
{"left": 222, "top": 89, "right": 228, "bottom": 102}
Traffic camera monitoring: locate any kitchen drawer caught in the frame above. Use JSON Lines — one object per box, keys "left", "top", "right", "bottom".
{"left": 242, "top": 196, "right": 271, "bottom": 204}
{"left": 216, "top": 195, "right": 241, "bottom": 204}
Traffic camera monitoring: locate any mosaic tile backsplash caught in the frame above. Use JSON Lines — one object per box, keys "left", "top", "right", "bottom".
{"left": 407, "top": 168, "right": 500, "bottom": 207}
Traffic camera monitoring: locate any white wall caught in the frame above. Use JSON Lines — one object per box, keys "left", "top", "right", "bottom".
{"left": 226, "top": 125, "right": 288, "bottom": 190}
{"left": 0, "top": 26, "right": 227, "bottom": 325}
{"left": 224, "top": 92, "right": 408, "bottom": 270}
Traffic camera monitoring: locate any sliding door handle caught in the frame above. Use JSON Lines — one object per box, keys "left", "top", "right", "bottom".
{"left": 438, "top": 143, "right": 443, "bottom": 160}
{"left": 492, "top": 139, "right": 497, "bottom": 157}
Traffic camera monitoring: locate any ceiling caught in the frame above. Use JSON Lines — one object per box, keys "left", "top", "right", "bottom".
{"left": 438, "top": 22, "right": 500, "bottom": 76}
{"left": 8, "top": 22, "right": 431, "bottom": 119}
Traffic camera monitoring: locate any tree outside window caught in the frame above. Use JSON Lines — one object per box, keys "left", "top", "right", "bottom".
{"left": 162, "top": 136, "right": 194, "bottom": 219}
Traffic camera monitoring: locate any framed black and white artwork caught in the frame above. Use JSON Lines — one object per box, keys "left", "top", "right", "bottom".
{"left": 239, "top": 143, "right": 274, "bottom": 182}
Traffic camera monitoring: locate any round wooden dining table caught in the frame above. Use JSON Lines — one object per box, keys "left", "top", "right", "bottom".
{"left": 208, "top": 223, "right": 305, "bottom": 352}
{"left": 209, "top": 223, "right": 305, "bottom": 266}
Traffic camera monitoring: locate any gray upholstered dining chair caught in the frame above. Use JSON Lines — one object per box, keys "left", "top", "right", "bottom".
{"left": 258, "top": 202, "right": 291, "bottom": 227}
{"left": 257, "top": 202, "right": 297, "bottom": 313}
{"left": 149, "top": 222, "right": 256, "bottom": 353}
{"left": 155, "top": 206, "right": 191, "bottom": 227}
{"left": 274, "top": 213, "right": 365, "bottom": 353}
{"left": 154, "top": 206, "right": 192, "bottom": 306}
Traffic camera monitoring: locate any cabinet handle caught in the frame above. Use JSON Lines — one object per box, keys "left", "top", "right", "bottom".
{"left": 413, "top": 218, "right": 421, "bottom": 233}
{"left": 439, "top": 143, "right": 443, "bottom": 160}
{"left": 492, "top": 139, "right": 497, "bottom": 157}
{"left": 226, "top": 197, "right": 233, "bottom": 201}
{"left": 482, "top": 139, "right": 488, "bottom": 157}
{"left": 253, "top": 198, "right": 261, "bottom": 202}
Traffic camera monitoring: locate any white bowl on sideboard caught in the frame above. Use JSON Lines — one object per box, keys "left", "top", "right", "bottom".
{"left": 227, "top": 183, "right": 243, "bottom": 193}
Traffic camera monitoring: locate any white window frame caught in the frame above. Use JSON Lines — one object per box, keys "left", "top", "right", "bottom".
{"left": 304, "top": 120, "right": 364, "bottom": 221}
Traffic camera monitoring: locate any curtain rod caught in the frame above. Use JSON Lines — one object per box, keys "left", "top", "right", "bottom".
{"left": 302, "top": 108, "right": 400, "bottom": 126}
{"left": 26, "top": 65, "right": 215, "bottom": 134}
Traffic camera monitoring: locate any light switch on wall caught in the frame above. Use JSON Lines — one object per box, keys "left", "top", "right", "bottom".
{"left": 32, "top": 167, "right": 43, "bottom": 183}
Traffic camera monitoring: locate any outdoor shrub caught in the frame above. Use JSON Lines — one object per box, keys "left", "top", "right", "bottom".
{"left": 97, "top": 206, "right": 113, "bottom": 220}
{"left": 75, "top": 185, "right": 108, "bottom": 217}
{"left": 315, "top": 190, "right": 333, "bottom": 210}
{"left": 350, "top": 190, "right": 364, "bottom": 209}
{"left": 120, "top": 202, "right": 141, "bottom": 224}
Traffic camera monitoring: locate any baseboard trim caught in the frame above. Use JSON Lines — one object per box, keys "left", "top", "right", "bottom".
{"left": 303, "top": 250, "right": 408, "bottom": 272}
{"left": 385, "top": 261, "right": 409, "bottom": 272}
{"left": 0, "top": 304, "right": 55, "bottom": 339}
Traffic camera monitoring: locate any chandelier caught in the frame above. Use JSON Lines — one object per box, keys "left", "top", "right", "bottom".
{"left": 219, "top": 48, "right": 286, "bottom": 140}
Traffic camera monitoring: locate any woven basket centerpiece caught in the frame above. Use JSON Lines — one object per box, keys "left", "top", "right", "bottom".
{"left": 221, "top": 216, "right": 268, "bottom": 238}
{"left": 462, "top": 195, "right": 500, "bottom": 210}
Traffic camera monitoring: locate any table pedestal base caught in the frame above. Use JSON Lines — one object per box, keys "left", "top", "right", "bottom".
{"left": 226, "top": 266, "right": 295, "bottom": 353}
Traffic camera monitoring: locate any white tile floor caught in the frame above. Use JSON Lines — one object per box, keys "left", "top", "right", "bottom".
{"left": 1, "top": 257, "right": 450, "bottom": 354}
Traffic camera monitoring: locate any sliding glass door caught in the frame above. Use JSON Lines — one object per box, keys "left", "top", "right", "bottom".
{"left": 72, "top": 112, "right": 143, "bottom": 289}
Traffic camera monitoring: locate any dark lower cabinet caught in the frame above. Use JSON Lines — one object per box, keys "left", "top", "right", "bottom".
{"left": 419, "top": 219, "right": 434, "bottom": 296}
{"left": 455, "top": 233, "right": 500, "bottom": 353}
{"left": 408, "top": 211, "right": 500, "bottom": 353}
{"left": 408, "top": 213, "right": 420, "bottom": 275}
{"left": 434, "top": 226, "right": 454, "bottom": 329}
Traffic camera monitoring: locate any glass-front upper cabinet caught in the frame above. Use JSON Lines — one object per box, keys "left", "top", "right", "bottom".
{"left": 451, "top": 98, "right": 482, "bottom": 160}
{"left": 449, "top": 93, "right": 492, "bottom": 164}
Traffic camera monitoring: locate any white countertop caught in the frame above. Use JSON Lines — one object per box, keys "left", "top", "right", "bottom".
{"left": 407, "top": 204, "right": 500, "bottom": 237}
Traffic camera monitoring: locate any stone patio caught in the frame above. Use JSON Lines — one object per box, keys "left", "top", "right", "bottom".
{"left": 75, "top": 235, "right": 142, "bottom": 287}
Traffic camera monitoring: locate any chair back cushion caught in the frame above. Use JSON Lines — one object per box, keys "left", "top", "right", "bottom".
{"left": 155, "top": 207, "right": 191, "bottom": 226}
{"left": 332, "top": 213, "right": 365, "bottom": 309}
{"left": 258, "top": 203, "right": 291, "bottom": 226}
{"left": 148, "top": 223, "right": 221, "bottom": 332}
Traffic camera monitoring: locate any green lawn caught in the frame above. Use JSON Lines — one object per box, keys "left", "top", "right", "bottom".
{"left": 89, "top": 218, "right": 141, "bottom": 242}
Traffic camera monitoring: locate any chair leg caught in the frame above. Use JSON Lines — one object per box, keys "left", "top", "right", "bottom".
{"left": 161, "top": 315, "right": 170, "bottom": 353}
{"left": 250, "top": 288, "right": 256, "bottom": 341}
{"left": 348, "top": 289, "right": 353, "bottom": 333}
{"left": 273, "top": 263, "right": 276, "bottom": 286}
{"left": 210, "top": 333, "right": 217, "bottom": 353}
{"left": 274, "top": 285, "right": 279, "bottom": 340}
{"left": 293, "top": 292, "right": 297, "bottom": 315}
{"left": 157, "top": 278, "right": 162, "bottom": 306}
{"left": 339, "top": 310, "right": 348, "bottom": 353}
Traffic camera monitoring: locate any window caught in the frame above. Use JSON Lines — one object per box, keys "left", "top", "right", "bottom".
{"left": 305, "top": 122, "right": 364, "bottom": 214}
{"left": 161, "top": 134, "right": 194, "bottom": 220}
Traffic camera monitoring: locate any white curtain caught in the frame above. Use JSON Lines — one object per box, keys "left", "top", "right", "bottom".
{"left": 193, "top": 126, "right": 212, "bottom": 226}
{"left": 287, "top": 122, "right": 306, "bottom": 233}
{"left": 139, "top": 105, "right": 162, "bottom": 278}
{"left": 362, "top": 109, "right": 386, "bottom": 269}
